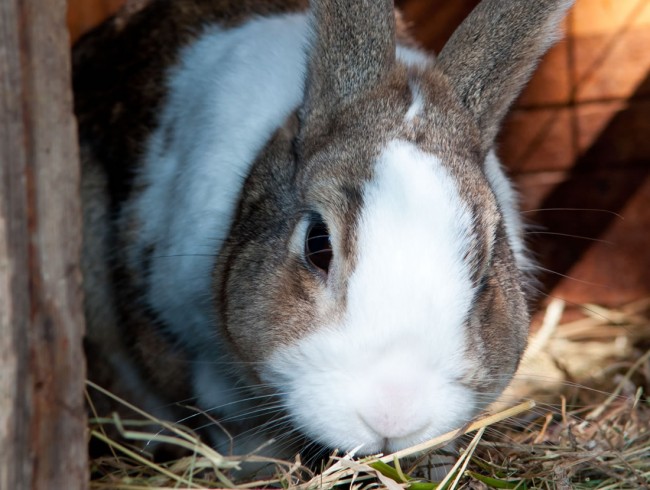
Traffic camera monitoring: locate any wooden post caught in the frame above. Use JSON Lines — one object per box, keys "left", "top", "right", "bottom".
{"left": 0, "top": 0, "right": 88, "bottom": 488}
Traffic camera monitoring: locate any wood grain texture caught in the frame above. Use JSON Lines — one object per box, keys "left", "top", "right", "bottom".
{"left": 0, "top": 0, "right": 88, "bottom": 488}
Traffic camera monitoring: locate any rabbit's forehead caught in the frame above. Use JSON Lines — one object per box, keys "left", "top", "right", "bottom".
{"left": 302, "top": 131, "right": 498, "bottom": 268}
{"left": 351, "top": 139, "right": 479, "bottom": 304}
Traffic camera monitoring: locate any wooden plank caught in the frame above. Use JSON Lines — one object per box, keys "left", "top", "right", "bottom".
{"left": 0, "top": 0, "right": 88, "bottom": 488}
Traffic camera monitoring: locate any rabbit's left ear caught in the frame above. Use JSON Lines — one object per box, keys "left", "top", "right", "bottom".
{"left": 301, "top": 0, "right": 396, "bottom": 130}
{"left": 437, "top": 0, "right": 574, "bottom": 151}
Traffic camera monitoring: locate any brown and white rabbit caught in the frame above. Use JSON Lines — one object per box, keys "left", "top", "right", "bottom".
{"left": 76, "top": 0, "right": 574, "bottom": 458}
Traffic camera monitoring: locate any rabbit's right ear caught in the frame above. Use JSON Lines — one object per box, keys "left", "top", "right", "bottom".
{"left": 437, "top": 0, "right": 574, "bottom": 151}
{"left": 300, "top": 0, "right": 396, "bottom": 132}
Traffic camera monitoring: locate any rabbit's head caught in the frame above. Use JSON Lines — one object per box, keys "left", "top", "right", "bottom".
{"left": 214, "top": 0, "right": 573, "bottom": 454}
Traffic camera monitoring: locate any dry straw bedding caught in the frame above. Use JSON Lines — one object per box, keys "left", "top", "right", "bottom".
{"left": 88, "top": 298, "right": 650, "bottom": 489}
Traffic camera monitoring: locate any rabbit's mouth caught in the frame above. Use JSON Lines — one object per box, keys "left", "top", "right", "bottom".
{"left": 263, "top": 328, "right": 479, "bottom": 456}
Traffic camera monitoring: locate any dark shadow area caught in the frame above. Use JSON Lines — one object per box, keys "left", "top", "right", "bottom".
{"left": 527, "top": 71, "right": 650, "bottom": 306}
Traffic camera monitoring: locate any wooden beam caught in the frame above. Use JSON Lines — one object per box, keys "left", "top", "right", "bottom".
{"left": 0, "top": 0, "right": 88, "bottom": 488}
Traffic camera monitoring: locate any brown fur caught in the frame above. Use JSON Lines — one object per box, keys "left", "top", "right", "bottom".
{"left": 438, "top": 0, "right": 572, "bottom": 150}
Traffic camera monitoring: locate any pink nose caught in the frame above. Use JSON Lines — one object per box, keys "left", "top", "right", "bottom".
{"left": 357, "top": 382, "right": 430, "bottom": 439}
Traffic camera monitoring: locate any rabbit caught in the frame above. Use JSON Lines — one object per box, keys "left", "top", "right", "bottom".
{"left": 75, "top": 0, "right": 574, "bottom": 460}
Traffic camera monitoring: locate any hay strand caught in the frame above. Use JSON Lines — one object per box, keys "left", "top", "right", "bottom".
{"left": 88, "top": 299, "right": 650, "bottom": 489}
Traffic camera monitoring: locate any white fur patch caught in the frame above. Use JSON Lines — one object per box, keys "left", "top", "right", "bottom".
{"left": 396, "top": 45, "right": 435, "bottom": 68}
{"left": 484, "top": 151, "right": 530, "bottom": 270}
{"left": 404, "top": 82, "right": 424, "bottom": 122}
{"left": 128, "top": 14, "right": 310, "bottom": 357}
{"left": 265, "top": 140, "right": 478, "bottom": 453}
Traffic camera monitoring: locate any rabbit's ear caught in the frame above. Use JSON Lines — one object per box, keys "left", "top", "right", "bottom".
{"left": 437, "top": 0, "right": 573, "bottom": 150}
{"left": 301, "top": 0, "right": 396, "bottom": 126}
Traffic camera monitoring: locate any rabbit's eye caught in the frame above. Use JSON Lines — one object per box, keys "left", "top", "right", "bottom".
{"left": 305, "top": 218, "right": 332, "bottom": 274}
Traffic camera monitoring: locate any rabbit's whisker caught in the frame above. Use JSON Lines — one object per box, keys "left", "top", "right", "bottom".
{"left": 521, "top": 208, "right": 624, "bottom": 219}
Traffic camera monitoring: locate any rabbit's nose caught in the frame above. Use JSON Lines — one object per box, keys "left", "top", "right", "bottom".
{"left": 356, "top": 381, "right": 430, "bottom": 440}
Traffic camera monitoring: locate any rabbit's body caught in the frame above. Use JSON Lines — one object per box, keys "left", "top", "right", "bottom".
{"left": 77, "top": 0, "right": 573, "bottom": 459}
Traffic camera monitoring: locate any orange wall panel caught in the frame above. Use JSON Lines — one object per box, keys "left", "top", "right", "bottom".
{"left": 68, "top": 0, "right": 125, "bottom": 43}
